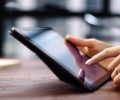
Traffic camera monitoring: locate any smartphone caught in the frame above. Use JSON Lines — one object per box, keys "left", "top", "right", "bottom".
{"left": 10, "top": 27, "right": 110, "bottom": 91}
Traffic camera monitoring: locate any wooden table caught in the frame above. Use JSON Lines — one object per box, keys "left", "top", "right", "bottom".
{"left": 0, "top": 59, "right": 120, "bottom": 100}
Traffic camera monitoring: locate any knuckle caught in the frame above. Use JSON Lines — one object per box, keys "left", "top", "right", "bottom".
{"left": 103, "top": 48, "right": 110, "bottom": 54}
{"left": 108, "top": 65, "right": 114, "bottom": 72}
{"left": 90, "top": 38, "right": 96, "bottom": 42}
{"left": 113, "top": 79, "right": 120, "bottom": 85}
{"left": 116, "top": 46, "right": 120, "bottom": 49}
{"left": 116, "top": 64, "right": 120, "bottom": 71}
{"left": 118, "top": 55, "right": 120, "bottom": 59}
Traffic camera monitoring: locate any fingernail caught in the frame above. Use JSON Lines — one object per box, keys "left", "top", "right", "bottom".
{"left": 65, "top": 35, "right": 69, "bottom": 40}
{"left": 66, "top": 35, "right": 70, "bottom": 37}
{"left": 85, "top": 59, "right": 92, "bottom": 65}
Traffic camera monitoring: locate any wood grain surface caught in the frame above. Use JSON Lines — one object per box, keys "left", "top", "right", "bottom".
{"left": 0, "top": 59, "right": 120, "bottom": 100}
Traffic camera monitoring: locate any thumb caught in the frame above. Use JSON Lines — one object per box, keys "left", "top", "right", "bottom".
{"left": 65, "top": 35, "right": 93, "bottom": 48}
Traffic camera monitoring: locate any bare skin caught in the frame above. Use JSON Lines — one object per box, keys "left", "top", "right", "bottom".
{"left": 65, "top": 35, "right": 120, "bottom": 85}
{"left": 65, "top": 35, "right": 111, "bottom": 57}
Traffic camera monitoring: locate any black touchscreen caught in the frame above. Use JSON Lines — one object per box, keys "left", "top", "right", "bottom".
{"left": 11, "top": 28, "right": 110, "bottom": 89}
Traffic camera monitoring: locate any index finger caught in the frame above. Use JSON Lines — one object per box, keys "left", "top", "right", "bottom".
{"left": 65, "top": 35, "right": 93, "bottom": 48}
{"left": 85, "top": 46, "right": 120, "bottom": 65}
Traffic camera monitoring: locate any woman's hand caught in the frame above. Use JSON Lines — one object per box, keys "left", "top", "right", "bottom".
{"left": 65, "top": 35, "right": 111, "bottom": 57}
{"left": 65, "top": 35, "right": 120, "bottom": 85}
{"left": 85, "top": 46, "right": 120, "bottom": 85}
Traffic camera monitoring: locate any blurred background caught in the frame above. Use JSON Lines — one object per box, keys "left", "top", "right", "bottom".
{"left": 0, "top": 0, "right": 120, "bottom": 59}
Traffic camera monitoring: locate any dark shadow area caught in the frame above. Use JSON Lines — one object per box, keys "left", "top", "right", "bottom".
{"left": 0, "top": 79, "right": 92, "bottom": 98}
{"left": 0, "top": 1, "right": 5, "bottom": 57}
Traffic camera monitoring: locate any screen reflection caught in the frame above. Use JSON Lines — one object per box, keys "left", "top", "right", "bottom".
{"left": 17, "top": 28, "right": 109, "bottom": 88}
{"left": 65, "top": 41, "right": 108, "bottom": 86}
